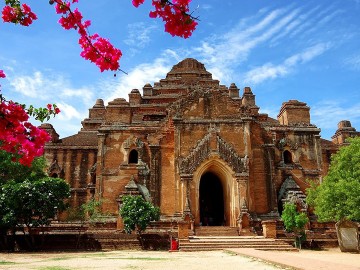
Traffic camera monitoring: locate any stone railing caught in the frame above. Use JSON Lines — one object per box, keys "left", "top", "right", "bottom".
{"left": 179, "top": 133, "right": 211, "bottom": 174}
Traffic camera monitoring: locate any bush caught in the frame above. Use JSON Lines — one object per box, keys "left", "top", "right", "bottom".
{"left": 120, "top": 195, "right": 160, "bottom": 234}
{"left": 281, "top": 203, "right": 309, "bottom": 248}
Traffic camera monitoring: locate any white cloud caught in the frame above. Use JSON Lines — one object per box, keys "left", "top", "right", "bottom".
{"left": 55, "top": 102, "right": 84, "bottom": 121}
{"left": 318, "top": 9, "right": 344, "bottom": 26}
{"left": 195, "top": 7, "right": 291, "bottom": 69}
{"left": 62, "top": 87, "right": 94, "bottom": 104}
{"left": 243, "top": 43, "right": 330, "bottom": 84}
{"left": 45, "top": 102, "right": 88, "bottom": 138}
{"left": 270, "top": 6, "right": 321, "bottom": 44}
{"left": 286, "top": 43, "right": 330, "bottom": 65}
{"left": 311, "top": 101, "right": 360, "bottom": 129}
{"left": 200, "top": 4, "right": 212, "bottom": 10}
{"left": 344, "top": 54, "right": 360, "bottom": 70}
{"left": 310, "top": 100, "right": 360, "bottom": 139}
{"left": 9, "top": 71, "right": 58, "bottom": 99}
{"left": 124, "top": 22, "right": 157, "bottom": 49}
{"left": 4, "top": 68, "right": 95, "bottom": 138}
{"left": 244, "top": 64, "right": 288, "bottom": 84}
{"left": 258, "top": 106, "right": 279, "bottom": 119}
{"left": 189, "top": 5, "right": 337, "bottom": 84}
{"left": 7, "top": 70, "right": 95, "bottom": 105}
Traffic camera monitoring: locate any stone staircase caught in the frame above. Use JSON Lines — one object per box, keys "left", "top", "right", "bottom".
{"left": 179, "top": 236, "right": 297, "bottom": 251}
{"left": 179, "top": 226, "right": 297, "bottom": 252}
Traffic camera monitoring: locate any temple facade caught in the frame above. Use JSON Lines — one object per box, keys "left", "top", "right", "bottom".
{"left": 42, "top": 58, "right": 359, "bottom": 232}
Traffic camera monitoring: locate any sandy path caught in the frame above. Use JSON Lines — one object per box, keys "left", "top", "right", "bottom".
{"left": 0, "top": 250, "right": 287, "bottom": 270}
{"left": 228, "top": 248, "right": 360, "bottom": 270}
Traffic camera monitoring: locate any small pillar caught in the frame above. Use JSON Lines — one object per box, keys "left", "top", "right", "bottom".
{"left": 178, "top": 220, "right": 190, "bottom": 239}
{"left": 117, "top": 216, "right": 124, "bottom": 231}
{"left": 143, "top": 83, "right": 153, "bottom": 96}
{"left": 262, "top": 220, "right": 277, "bottom": 238}
{"left": 228, "top": 83, "right": 239, "bottom": 98}
{"left": 242, "top": 87, "right": 256, "bottom": 106}
{"left": 129, "top": 89, "right": 142, "bottom": 105}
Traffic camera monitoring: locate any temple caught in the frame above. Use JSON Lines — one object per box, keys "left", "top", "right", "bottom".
{"left": 42, "top": 58, "right": 359, "bottom": 234}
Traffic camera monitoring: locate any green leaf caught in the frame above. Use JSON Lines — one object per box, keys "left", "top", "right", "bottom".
{"left": 306, "top": 137, "right": 360, "bottom": 222}
{"left": 120, "top": 195, "right": 160, "bottom": 234}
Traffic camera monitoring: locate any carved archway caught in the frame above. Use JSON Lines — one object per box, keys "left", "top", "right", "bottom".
{"left": 179, "top": 132, "right": 248, "bottom": 227}
{"left": 192, "top": 158, "right": 238, "bottom": 227}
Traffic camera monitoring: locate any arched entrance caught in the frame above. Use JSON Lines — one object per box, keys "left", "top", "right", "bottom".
{"left": 199, "top": 172, "right": 224, "bottom": 226}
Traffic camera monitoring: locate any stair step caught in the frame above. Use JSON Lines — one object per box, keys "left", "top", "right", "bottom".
{"left": 194, "top": 226, "right": 239, "bottom": 236}
{"left": 183, "top": 243, "right": 290, "bottom": 246}
{"left": 180, "top": 247, "right": 298, "bottom": 252}
{"left": 179, "top": 235, "right": 297, "bottom": 252}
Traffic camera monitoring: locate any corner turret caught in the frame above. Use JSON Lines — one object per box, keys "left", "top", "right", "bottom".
{"left": 277, "top": 100, "right": 310, "bottom": 125}
{"left": 331, "top": 120, "right": 360, "bottom": 145}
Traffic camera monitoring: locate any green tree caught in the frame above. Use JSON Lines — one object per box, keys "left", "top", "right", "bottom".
{"left": 0, "top": 150, "right": 70, "bottom": 250}
{"left": 306, "top": 137, "right": 360, "bottom": 222}
{"left": 0, "top": 150, "right": 47, "bottom": 185}
{"left": 120, "top": 195, "right": 160, "bottom": 235}
{"left": 281, "top": 203, "right": 309, "bottom": 248}
{"left": 0, "top": 178, "right": 70, "bottom": 230}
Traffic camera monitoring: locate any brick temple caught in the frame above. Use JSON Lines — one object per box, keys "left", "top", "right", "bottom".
{"left": 42, "top": 58, "right": 359, "bottom": 234}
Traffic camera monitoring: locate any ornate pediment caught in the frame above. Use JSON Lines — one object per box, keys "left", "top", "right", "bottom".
{"left": 277, "top": 137, "right": 299, "bottom": 150}
{"left": 179, "top": 133, "right": 212, "bottom": 174}
{"left": 123, "top": 135, "right": 144, "bottom": 150}
{"left": 122, "top": 135, "right": 145, "bottom": 159}
{"left": 217, "top": 136, "right": 248, "bottom": 173}
{"left": 47, "top": 160, "right": 64, "bottom": 178}
{"left": 179, "top": 132, "right": 248, "bottom": 174}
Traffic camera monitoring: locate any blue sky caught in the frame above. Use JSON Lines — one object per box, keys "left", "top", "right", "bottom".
{"left": 1, "top": 0, "right": 360, "bottom": 140}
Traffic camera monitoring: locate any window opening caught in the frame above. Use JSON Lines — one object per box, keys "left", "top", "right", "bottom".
{"left": 283, "top": 150, "right": 292, "bottom": 164}
{"left": 129, "top": 149, "right": 139, "bottom": 164}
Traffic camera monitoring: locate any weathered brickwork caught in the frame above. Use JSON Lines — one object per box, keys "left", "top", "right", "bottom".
{"left": 43, "top": 58, "right": 359, "bottom": 232}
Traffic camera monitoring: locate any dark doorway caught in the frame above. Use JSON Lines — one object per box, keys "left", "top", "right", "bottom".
{"left": 283, "top": 150, "right": 292, "bottom": 164}
{"left": 128, "top": 149, "right": 138, "bottom": 164}
{"left": 199, "top": 172, "right": 224, "bottom": 226}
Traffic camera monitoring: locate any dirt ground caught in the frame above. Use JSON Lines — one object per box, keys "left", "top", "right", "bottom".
{"left": 0, "top": 248, "right": 359, "bottom": 270}
{"left": 230, "top": 248, "right": 360, "bottom": 270}
{"left": 0, "top": 250, "right": 288, "bottom": 270}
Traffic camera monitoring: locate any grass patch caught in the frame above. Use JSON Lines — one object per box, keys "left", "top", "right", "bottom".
{"left": 48, "top": 257, "right": 72, "bottom": 261}
{"left": 81, "top": 252, "right": 107, "bottom": 258}
{"left": 0, "top": 261, "right": 16, "bottom": 265}
{"left": 37, "top": 267, "right": 73, "bottom": 270}
{"left": 223, "top": 250, "right": 238, "bottom": 256}
{"left": 106, "top": 257, "right": 168, "bottom": 261}
{"left": 46, "top": 252, "right": 107, "bottom": 261}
